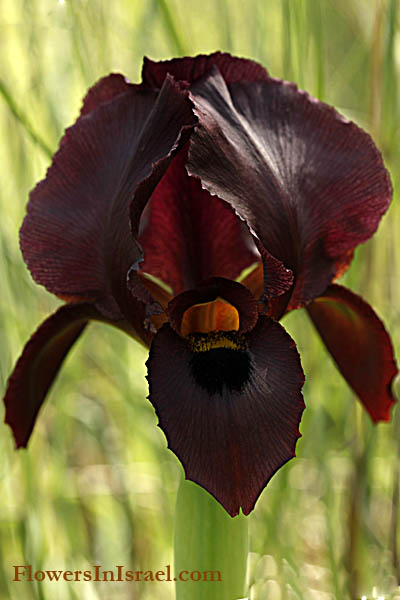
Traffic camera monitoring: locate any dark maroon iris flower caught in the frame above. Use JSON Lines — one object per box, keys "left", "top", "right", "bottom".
{"left": 3, "top": 53, "right": 397, "bottom": 516}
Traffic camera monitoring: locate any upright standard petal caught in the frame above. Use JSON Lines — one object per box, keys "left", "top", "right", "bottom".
{"left": 21, "top": 76, "right": 195, "bottom": 321}
{"left": 142, "top": 52, "right": 269, "bottom": 89}
{"left": 79, "top": 73, "right": 133, "bottom": 117}
{"left": 188, "top": 68, "right": 392, "bottom": 309}
{"left": 307, "top": 284, "right": 397, "bottom": 422}
{"left": 147, "top": 316, "right": 305, "bottom": 516}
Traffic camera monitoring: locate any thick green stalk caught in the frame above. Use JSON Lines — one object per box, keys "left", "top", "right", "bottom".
{"left": 174, "top": 477, "right": 248, "bottom": 600}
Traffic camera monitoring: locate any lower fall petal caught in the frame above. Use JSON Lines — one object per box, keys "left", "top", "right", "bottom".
{"left": 307, "top": 284, "right": 398, "bottom": 422}
{"left": 4, "top": 303, "right": 119, "bottom": 448}
{"left": 146, "top": 316, "right": 305, "bottom": 516}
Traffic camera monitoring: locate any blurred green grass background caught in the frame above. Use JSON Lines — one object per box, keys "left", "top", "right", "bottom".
{"left": 0, "top": 0, "right": 400, "bottom": 598}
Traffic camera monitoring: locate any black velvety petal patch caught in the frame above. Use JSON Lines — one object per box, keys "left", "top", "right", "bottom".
{"left": 147, "top": 316, "right": 305, "bottom": 516}
{"left": 189, "top": 347, "right": 252, "bottom": 395}
{"left": 188, "top": 331, "right": 251, "bottom": 395}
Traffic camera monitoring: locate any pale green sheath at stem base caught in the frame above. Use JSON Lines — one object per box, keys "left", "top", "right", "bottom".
{"left": 174, "top": 475, "right": 249, "bottom": 600}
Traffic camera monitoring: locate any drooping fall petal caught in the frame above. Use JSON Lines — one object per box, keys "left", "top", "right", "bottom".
{"left": 147, "top": 316, "right": 305, "bottom": 516}
{"left": 188, "top": 67, "right": 392, "bottom": 309}
{"left": 142, "top": 51, "right": 269, "bottom": 89}
{"left": 3, "top": 303, "right": 124, "bottom": 448}
{"left": 20, "top": 75, "right": 195, "bottom": 321}
{"left": 307, "top": 284, "right": 397, "bottom": 422}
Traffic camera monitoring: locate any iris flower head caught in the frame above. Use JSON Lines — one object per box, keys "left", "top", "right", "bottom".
{"left": 4, "top": 53, "right": 397, "bottom": 517}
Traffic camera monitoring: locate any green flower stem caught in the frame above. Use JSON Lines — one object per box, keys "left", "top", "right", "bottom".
{"left": 174, "top": 476, "right": 248, "bottom": 600}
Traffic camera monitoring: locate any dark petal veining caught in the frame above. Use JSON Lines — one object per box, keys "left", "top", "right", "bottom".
{"left": 187, "top": 67, "right": 392, "bottom": 309}
{"left": 79, "top": 73, "right": 134, "bottom": 117}
{"left": 147, "top": 316, "right": 305, "bottom": 516}
{"left": 21, "top": 76, "right": 195, "bottom": 323}
{"left": 142, "top": 51, "right": 269, "bottom": 89}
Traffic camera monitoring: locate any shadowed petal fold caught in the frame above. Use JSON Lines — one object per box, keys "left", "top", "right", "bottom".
{"left": 147, "top": 316, "right": 305, "bottom": 516}
{"left": 4, "top": 303, "right": 112, "bottom": 448}
{"left": 138, "top": 148, "right": 258, "bottom": 294}
{"left": 21, "top": 76, "right": 195, "bottom": 321}
{"left": 307, "top": 284, "right": 397, "bottom": 422}
{"left": 254, "top": 240, "right": 293, "bottom": 303}
{"left": 188, "top": 68, "right": 392, "bottom": 309}
{"left": 142, "top": 52, "right": 269, "bottom": 89}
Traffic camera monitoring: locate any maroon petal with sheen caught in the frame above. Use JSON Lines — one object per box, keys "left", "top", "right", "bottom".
{"left": 80, "top": 73, "right": 134, "bottom": 117}
{"left": 21, "top": 76, "right": 194, "bottom": 321}
{"left": 188, "top": 68, "right": 392, "bottom": 309}
{"left": 138, "top": 147, "right": 258, "bottom": 294}
{"left": 142, "top": 52, "right": 269, "bottom": 89}
{"left": 307, "top": 284, "right": 397, "bottom": 422}
{"left": 147, "top": 316, "right": 305, "bottom": 516}
{"left": 4, "top": 303, "right": 114, "bottom": 448}
{"left": 255, "top": 239, "right": 293, "bottom": 302}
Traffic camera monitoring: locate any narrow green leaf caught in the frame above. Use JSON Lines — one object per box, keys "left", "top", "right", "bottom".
{"left": 282, "top": 0, "right": 293, "bottom": 80}
{"left": 0, "top": 79, "right": 53, "bottom": 159}
{"left": 308, "top": 0, "right": 325, "bottom": 99}
{"left": 155, "top": 0, "right": 187, "bottom": 55}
